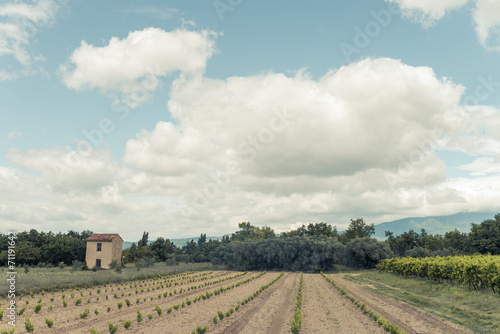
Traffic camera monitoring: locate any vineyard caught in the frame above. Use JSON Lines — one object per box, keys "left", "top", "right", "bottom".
{"left": 377, "top": 255, "right": 500, "bottom": 292}
{"left": 0, "top": 270, "right": 476, "bottom": 333}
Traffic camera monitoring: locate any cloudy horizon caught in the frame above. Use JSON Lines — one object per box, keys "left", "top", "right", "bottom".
{"left": 1, "top": 0, "right": 500, "bottom": 241}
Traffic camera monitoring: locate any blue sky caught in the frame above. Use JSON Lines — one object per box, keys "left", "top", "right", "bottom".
{"left": 1, "top": 0, "right": 500, "bottom": 240}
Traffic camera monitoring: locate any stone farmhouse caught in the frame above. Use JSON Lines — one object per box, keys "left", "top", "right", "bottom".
{"left": 85, "top": 233, "right": 123, "bottom": 269}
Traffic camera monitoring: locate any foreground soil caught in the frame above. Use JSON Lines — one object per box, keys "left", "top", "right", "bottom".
{"left": 329, "top": 273, "right": 473, "bottom": 334}
{"left": 301, "top": 273, "right": 386, "bottom": 334}
{"left": 5, "top": 270, "right": 476, "bottom": 333}
{"left": 209, "top": 272, "right": 298, "bottom": 334}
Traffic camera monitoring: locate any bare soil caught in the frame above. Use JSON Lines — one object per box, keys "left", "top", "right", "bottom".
{"left": 329, "top": 273, "right": 473, "bottom": 334}
{"left": 301, "top": 273, "right": 386, "bottom": 334}
{"left": 210, "top": 272, "right": 299, "bottom": 334}
{"left": 9, "top": 270, "right": 249, "bottom": 333}
{"left": 6, "top": 270, "right": 476, "bottom": 334}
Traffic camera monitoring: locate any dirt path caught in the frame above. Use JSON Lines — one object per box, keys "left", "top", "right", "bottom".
{"left": 330, "top": 274, "right": 472, "bottom": 334}
{"left": 301, "top": 273, "right": 386, "bottom": 334}
{"left": 210, "top": 272, "right": 299, "bottom": 334}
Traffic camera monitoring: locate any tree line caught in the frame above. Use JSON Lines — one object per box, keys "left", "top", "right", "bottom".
{"left": 2, "top": 213, "right": 499, "bottom": 271}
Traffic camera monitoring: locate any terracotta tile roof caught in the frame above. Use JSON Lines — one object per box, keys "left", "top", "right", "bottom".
{"left": 86, "top": 233, "right": 122, "bottom": 242}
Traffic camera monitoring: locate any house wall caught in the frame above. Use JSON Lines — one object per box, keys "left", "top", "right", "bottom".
{"left": 111, "top": 237, "right": 123, "bottom": 265}
{"left": 85, "top": 241, "right": 114, "bottom": 269}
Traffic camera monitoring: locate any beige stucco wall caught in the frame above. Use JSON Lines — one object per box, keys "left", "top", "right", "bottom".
{"left": 85, "top": 239, "right": 122, "bottom": 269}
{"left": 111, "top": 237, "right": 123, "bottom": 265}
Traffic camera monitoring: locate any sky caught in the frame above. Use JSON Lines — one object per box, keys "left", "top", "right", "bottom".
{"left": 1, "top": 0, "right": 500, "bottom": 241}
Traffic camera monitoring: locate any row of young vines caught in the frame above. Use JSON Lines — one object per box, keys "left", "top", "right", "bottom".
{"left": 320, "top": 273, "right": 405, "bottom": 334}
{"left": 377, "top": 255, "right": 500, "bottom": 293}
{"left": 290, "top": 272, "right": 303, "bottom": 334}
{"left": 191, "top": 272, "right": 285, "bottom": 334}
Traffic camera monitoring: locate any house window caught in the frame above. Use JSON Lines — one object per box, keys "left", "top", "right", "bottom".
{"left": 97, "top": 243, "right": 102, "bottom": 251}
{"left": 96, "top": 259, "right": 101, "bottom": 268}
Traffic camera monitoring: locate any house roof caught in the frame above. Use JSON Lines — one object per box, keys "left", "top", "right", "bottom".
{"left": 86, "top": 233, "right": 123, "bottom": 242}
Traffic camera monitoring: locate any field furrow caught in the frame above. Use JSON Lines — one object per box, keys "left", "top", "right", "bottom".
{"left": 301, "top": 273, "right": 386, "bottom": 334}
{"left": 15, "top": 270, "right": 249, "bottom": 333}
{"left": 132, "top": 271, "right": 281, "bottom": 334}
{"left": 329, "top": 274, "right": 472, "bottom": 334}
{"left": 210, "top": 272, "right": 299, "bottom": 334}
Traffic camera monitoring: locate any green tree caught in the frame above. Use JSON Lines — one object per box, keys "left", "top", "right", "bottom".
{"left": 339, "top": 218, "right": 375, "bottom": 244}
{"left": 468, "top": 214, "right": 500, "bottom": 254}
{"left": 138, "top": 232, "right": 149, "bottom": 248}
{"left": 231, "top": 222, "right": 275, "bottom": 241}
{"left": 344, "top": 237, "right": 392, "bottom": 268}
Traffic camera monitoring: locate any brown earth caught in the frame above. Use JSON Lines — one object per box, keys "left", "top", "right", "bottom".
{"left": 329, "top": 273, "right": 473, "bottom": 334}
{"left": 6, "top": 270, "right": 476, "bottom": 334}
{"left": 7, "top": 270, "right": 249, "bottom": 333}
{"left": 301, "top": 273, "right": 386, "bottom": 334}
{"left": 133, "top": 271, "right": 281, "bottom": 334}
{"left": 209, "top": 272, "right": 299, "bottom": 334}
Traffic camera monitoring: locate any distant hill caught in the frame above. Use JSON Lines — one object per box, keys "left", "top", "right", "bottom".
{"left": 373, "top": 212, "right": 497, "bottom": 238}
{"left": 121, "top": 212, "right": 498, "bottom": 249}
{"left": 122, "top": 236, "right": 223, "bottom": 250}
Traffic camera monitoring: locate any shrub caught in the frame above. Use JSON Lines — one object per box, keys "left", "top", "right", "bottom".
{"left": 44, "top": 317, "right": 53, "bottom": 328}
{"left": 136, "top": 309, "right": 143, "bottom": 323}
{"left": 213, "top": 315, "right": 218, "bottom": 324}
{"left": 17, "top": 306, "right": 27, "bottom": 316}
{"left": 123, "top": 320, "right": 131, "bottom": 329}
{"left": 148, "top": 314, "right": 153, "bottom": 320}
{"left": 0, "top": 308, "right": 3, "bottom": 320}
{"left": 34, "top": 303, "right": 43, "bottom": 313}
{"left": 79, "top": 307, "right": 90, "bottom": 319}
{"left": 71, "top": 260, "right": 83, "bottom": 271}
{"left": 62, "top": 299, "right": 67, "bottom": 307}
{"left": 75, "top": 298, "right": 82, "bottom": 306}
{"left": 217, "top": 310, "right": 224, "bottom": 321}
{"left": 108, "top": 322, "right": 119, "bottom": 334}
{"left": 25, "top": 316, "right": 34, "bottom": 332}
{"left": 109, "top": 260, "right": 120, "bottom": 270}
{"left": 155, "top": 304, "right": 162, "bottom": 316}
{"left": 58, "top": 262, "right": 66, "bottom": 269}
{"left": 94, "top": 308, "right": 99, "bottom": 315}
{"left": 125, "top": 299, "right": 131, "bottom": 307}
{"left": 117, "top": 302, "right": 123, "bottom": 309}
{"left": 107, "top": 307, "right": 111, "bottom": 312}
{"left": 195, "top": 324, "right": 209, "bottom": 334}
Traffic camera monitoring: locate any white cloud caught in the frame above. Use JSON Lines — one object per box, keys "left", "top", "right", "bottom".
{"left": 3, "top": 56, "right": 500, "bottom": 238}
{"left": 121, "top": 57, "right": 490, "bottom": 232}
{"left": 60, "top": 28, "right": 217, "bottom": 107}
{"left": 163, "top": 58, "right": 462, "bottom": 180}
{"left": 387, "top": 0, "right": 500, "bottom": 51}
{"left": 385, "top": 0, "right": 469, "bottom": 28}
{"left": 473, "top": 0, "right": 500, "bottom": 50}
{"left": 6, "top": 148, "right": 116, "bottom": 191}
{"left": 6, "top": 130, "right": 22, "bottom": 138}
{"left": 0, "top": 0, "right": 65, "bottom": 78}
{"left": 459, "top": 156, "right": 500, "bottom": 175}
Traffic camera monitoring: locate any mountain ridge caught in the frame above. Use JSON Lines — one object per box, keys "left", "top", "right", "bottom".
{"left": 122, "top": 212, "right": 498, "bottom": 249}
